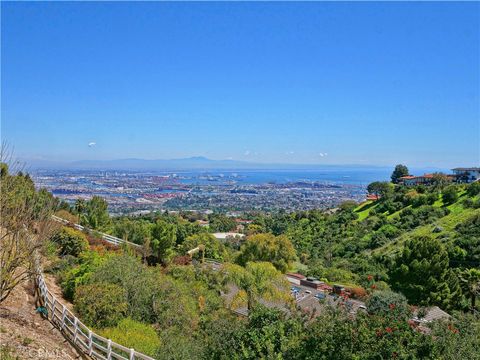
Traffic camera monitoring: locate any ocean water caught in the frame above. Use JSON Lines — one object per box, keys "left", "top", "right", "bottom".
{"left": 173, "top": 168, "right": 393, "bottom": 186}
{"left": 171, "top": 166, "right": 447, "bottom": 186}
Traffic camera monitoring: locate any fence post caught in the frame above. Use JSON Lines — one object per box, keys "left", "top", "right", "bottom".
{"left": 88, "top": 330, "right": 93, "bottom": 355}
{"left": 51, "top": 297, "right": 56, "bottom": 321}
{"left": 129, "top": 348, "right": 135, "bottom": 360}
{"left": 107, "top": 339, "right": 112, "bottom": 360}
{"left": 61, "top": 305, "right": 66, "bottom": 329}
{"left": 73, "top": 317, "right": 78, "bottom": 343}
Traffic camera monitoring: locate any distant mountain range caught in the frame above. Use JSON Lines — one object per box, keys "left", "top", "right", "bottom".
{"left": 25, "top": 156, "right": 376, "bottom": 171}
{"left": 23, "top": 156, "right": 447, "bottom": 173}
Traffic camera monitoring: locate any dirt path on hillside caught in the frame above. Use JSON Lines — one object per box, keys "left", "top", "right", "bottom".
{"left": 0, "top": 277, "right": 82, "bottom": 359}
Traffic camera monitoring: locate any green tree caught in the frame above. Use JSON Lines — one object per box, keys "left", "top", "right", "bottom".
{"left": 74, "top": 282, "right": 127, "bottom": 328}
{"left": 181, "top": 233, "right": 226, "bottom": 261}
{"left": 390, "top": 236, "right": 459, "bottom": 308}
{"left": 208, "top": 214, "right": 237, "bottom": 232}
{"left": 391, "top": 164, "right": 409, "bottom": 184}
{"left": 151, "top": 219, "right": 177, "bottom": 264}
{"left": 431, "top": 172, "right": 451, "bottom": 190}
{"left": 60, "top": 250, "right": 107, "bottom": 300}
{"left": 113, "top": 218, "right": 151, "bottom": 245}
{"left": 458, "top": 268, "right": 480, "bottom": 312}
{"left": 466, "top": 181, "right": 480, "bottom": 196}
{"left": 237, "top": 233, "right": 297, "bottom": 273}
{"left": 78, "top": 196, "right": 112, "bottom": 232}
{"left": 51, "top": 226, "right": 89, "bottom": 257}
{"left": 226, "top": 261, "right": 289, "bottom": 311}
{"left": 442, "top": 186, "right": 459, "bottom": 205}
{"left": 233, "top": 305, "right": 303, "bottom": 360}
{"left": 365, "top": 290, "right": 411, "bottom": 319}
{"left": 89, "top": 254, "right": 155, "bottom": 322}
{"left": 367, "top": 181, "right": 392, "bottom": 198}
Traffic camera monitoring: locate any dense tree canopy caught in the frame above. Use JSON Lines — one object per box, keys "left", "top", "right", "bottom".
{"left": 390, "top": 236, "right": 461, "bottom": 309}
{"left": 51, "top": 226, "right": 89, "bottom": 257}
{"left": 236, "top": 233, "right": 296, "bottom": 273}
{"left": 391, "top": 164, "right": 409, "bottom": 183}
{"left": 75, "top": 196, "right": 112, "bottom": 232}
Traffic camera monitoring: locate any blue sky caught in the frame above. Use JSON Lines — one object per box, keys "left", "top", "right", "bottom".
{"left": 1, "top": 2, "right": 479, "bottom": 168}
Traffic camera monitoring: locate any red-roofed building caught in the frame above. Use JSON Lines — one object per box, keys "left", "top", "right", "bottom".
{"left": 366, "top": 194, "right": 380, "bottom": 201}
{"left": 400, "top": 174, "right": 435, "bottom": 186}
{"left": 286, "top": 273, "right": 306, "bottom": 285}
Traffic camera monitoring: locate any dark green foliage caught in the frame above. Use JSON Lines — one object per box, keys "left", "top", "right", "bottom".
{"left": 396, "top": 206, "right": 449, "bottom": 231}
{"left": 208, "top": 213, "right": 237, "bottom": 232}
{"left": 458, "top": 268, "right": 480, "bottom": 311}
{"left": 366, "top": 290, "right": 411, "bottom": 319}
{"left": 391, "top": 164, "right": 409, "bottom": 184}
{"left": 452, "top": 213, "right": 480, "bottom": 266}
{"left": 113, "top": 218, "right": 151, "bottom": 245}
{"left": 442, "top": 186, "right": 459, "bottom": 205}
{"left": 367, "top": 181, "right": 392, "bottom": 198}
{"left": 234, "top": 306, "right": 303, "bottom": 360}
{"left": 151, "top": 219, "right": 177, "bottom": 264}
{"left": 466, "top": 181, "right": 480, "bottom": 196}
{"left": 390, "top": 236, "right": 460, "bottom": 308}
{"left": 75, "top": 196, "right": 112, "bottom": 232}
{"left": 428, "top": 313, "right": 480, "bottom": 359}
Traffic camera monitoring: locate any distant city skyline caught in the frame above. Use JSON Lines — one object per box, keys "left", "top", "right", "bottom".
{"left": 2, "top": 2, "right": 479, "bottom": 168}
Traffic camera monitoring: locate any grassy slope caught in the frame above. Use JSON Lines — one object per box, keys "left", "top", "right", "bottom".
{"left": 354, "top": 189, "right": 479, "bottom": 257}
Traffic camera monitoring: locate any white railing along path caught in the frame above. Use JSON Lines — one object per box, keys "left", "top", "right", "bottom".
{"left": 51, "top": 215, "right": 142, "bottom": 249}
{"left": 33, "top": 254, "right": 155, "bottom": 360}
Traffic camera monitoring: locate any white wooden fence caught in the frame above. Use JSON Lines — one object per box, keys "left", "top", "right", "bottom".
{"left": 33, "top": 218, "right": 154, "bottom": 359}
{"left": 34, "top": 255, "right": 155, "bottom": 360}
{"left": 51, "top": 215, "right": 142, "bottom": 249}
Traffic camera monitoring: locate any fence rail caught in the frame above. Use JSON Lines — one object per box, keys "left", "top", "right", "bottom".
{"left": 51, "top": 215, "right": 142, "bottom": 249}
{"left": 34, "top": 254, "right": 155, "bottom": 360}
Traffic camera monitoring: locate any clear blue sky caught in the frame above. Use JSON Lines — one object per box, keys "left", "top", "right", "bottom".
{"left": 1, "top": 2, "right": 479, "bottom": 168}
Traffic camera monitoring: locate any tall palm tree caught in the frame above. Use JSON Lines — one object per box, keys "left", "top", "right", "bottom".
{"left": 226, "top": 261, "right": 289, "bottom": 311}
{"left": 459, "top": 268, "right": 480, "bottom": 312}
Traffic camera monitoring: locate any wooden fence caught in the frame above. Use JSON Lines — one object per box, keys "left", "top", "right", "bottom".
{"left": 33, "top": 219, "right": 154, "bottom": 359}
{"left": 33, "top": 253, "right": 155, "bottom": 360}
{"left": 51, "top": 215, "right": 142, "bottom": 249}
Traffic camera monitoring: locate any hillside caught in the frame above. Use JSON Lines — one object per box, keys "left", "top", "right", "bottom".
{"left": 1, "top": 166, "right": 479, "bottom": 360}
{"left": 0, "top": 275, "right": 81, "bottom": 360}
{"left": 354, "top": 189, "right": 480, "bottom": 257}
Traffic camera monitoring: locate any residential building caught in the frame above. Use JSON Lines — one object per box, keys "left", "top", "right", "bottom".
{"left": 452, "top": 167, "right": 480, "bottom": 183}
{"left": 399, "top": 174, "right": 435, "bottom": 186}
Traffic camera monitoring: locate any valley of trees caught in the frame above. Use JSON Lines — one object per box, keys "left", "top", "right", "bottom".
{"left": 1, "top": 163, "right": 480, "bottom": 359}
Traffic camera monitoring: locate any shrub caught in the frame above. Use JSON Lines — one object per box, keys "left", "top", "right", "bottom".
{"left": 366, "top": 290, "right": 410, "bottom": 319}
{"left": 466, "top": 181, "right": 480, "bottom": 197}
{"left": 89, "top": 254, "right": 156, "bottom": 322}
{"left": 442, "top": 186, "right": 458, "bottom": 205}
{"left": 74, "top": 283, "right": 127, "bottom": 328}
{"left": 55, "top": 209, "right": 79, "bottom": 224}
{"left": 51, "top": 226, "right": 89, "bottom": 257}
{"left": 60, "top": 250, "right": 106, "bottom": 300}
{"left": 347, "top": 286, "right": 367, "bottom": 299}
{"left": 236, "top": 233, "right": 297, "bottom": 273}
{"left": 100, "top": 318, "right": 161, "bottom": 357}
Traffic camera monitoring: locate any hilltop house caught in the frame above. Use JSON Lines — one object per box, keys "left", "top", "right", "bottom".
{"left": 452, "top": 167, "right": 480, "bottom": 183}
{"left": 399, "top": 174, "right": 436, "bottom": 186}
